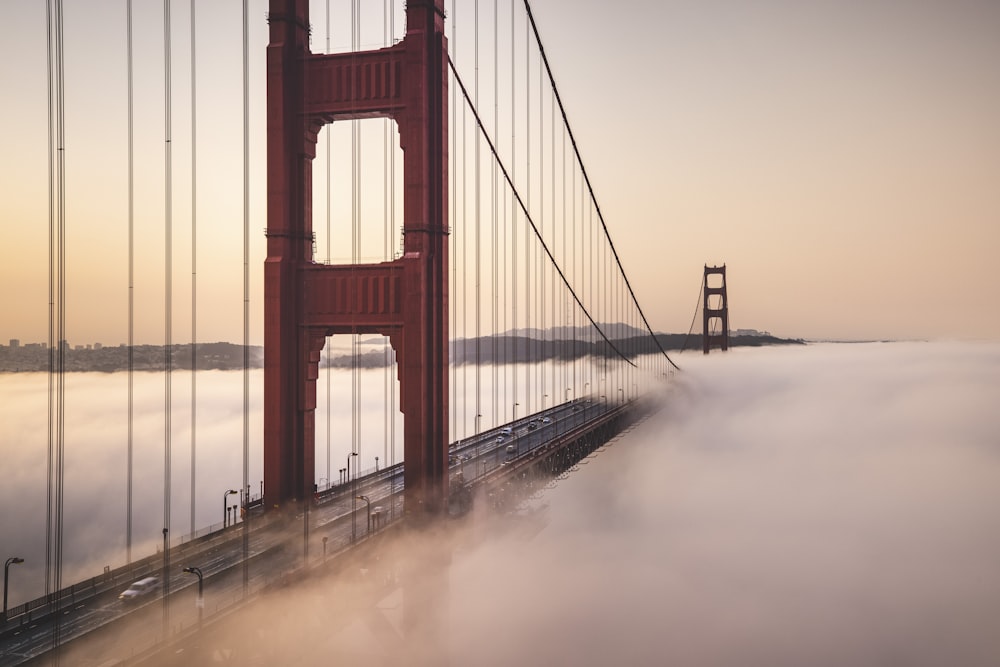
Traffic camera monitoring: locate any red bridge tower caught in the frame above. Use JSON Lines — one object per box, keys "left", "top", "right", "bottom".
{"left": 264, "top": 0, "right": 449, "bottom": 518}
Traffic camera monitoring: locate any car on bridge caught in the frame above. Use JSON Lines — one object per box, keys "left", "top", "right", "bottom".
{"left": 118, "top": 576, "right": 160, "bottom": 602}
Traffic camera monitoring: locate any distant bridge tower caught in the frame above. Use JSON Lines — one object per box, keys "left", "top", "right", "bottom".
{"left": 702, "top": 264, "right": 729, "bottom": 354}
{"left": 264, "top": 0, "right": 449, "bottom": 519}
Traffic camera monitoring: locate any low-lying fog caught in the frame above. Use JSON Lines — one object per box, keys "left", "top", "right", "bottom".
{"left": 266, "top": 341, "right": 995, "bottom": 666}
{"left": 10, "top": 341, "right": 1000, "bottom": 667}
{"left": 441, "top": 342, "right": 1000, "bottom": 666}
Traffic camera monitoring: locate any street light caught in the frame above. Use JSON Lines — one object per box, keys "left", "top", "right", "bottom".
{"left": 475, "top": 413, "right": 483, "bottom": 476}
{"left": 223, "top": 489, "right": 238, "bottom": 527}
{"left": 356, "top": 495, "right": 372, "bottom": 534}
{"left": 3, "top": 557, "right": 24, "bottom": 621}
{"left": 347, "top": 452, "right": 358, "bottom": 540}
{"left": 182, "top": 566, "right": 204, "bottom": 627}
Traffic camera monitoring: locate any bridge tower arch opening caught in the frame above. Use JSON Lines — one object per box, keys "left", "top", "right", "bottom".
{"left": 264, "top": 0, "right": 449, "bottom": 520}
{"left": 313, "top": 118, "right": 405, "bottom": 268}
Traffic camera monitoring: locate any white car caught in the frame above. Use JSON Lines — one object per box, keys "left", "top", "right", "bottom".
{"left": 119, "top": 576, "right": 160, "bottom": 602}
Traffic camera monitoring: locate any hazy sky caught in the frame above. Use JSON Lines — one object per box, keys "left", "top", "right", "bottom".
{"left": 1, "top": 0, "right": 998, "bottom": 344}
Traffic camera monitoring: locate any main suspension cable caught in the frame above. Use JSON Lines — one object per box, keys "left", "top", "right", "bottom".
{"left": 448, "top": 56, "right": 636, "bottom": 368}
{"left": 521, "top": 0, "right": 679, "bottom": 371}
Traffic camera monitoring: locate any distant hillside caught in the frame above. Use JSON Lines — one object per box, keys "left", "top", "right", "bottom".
{"left": 450, "top": 332, "right": 803, "bottom": 365}
{"left": 0, "top": 342, "right": 263, "bottom": 373}
{"left": 0, "top": 331, "right": 802, "bottom": 372}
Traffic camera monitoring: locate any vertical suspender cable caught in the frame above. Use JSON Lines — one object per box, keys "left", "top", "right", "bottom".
{"left": 389, "top": 0, "right": 396, "bottom": 488}
{"left": 351, "top": 0, "right": 359, "bottom": 540}
{"left": 449, "top": 0, "right": 457, "bottom": 446}
{"left": 571, "top": 117, "right": 576, "bottom": 397}
{"left": 475, "top": 0, "right": 481, "bottom": 443}
{"left": 126, "top": 0, "right": 135, "bottom": 565}
{"left": 189, "top": 0, "right": 197, "bottom": 539}
{"left": 460, "top": 72, "right": 467, "bottom": 438}
{"left": 55, "top": 1, "right": 67, "bottom": 615}
{"left": 560, "top": 120, "right": 566, "bottom": 400}
{"left": 492, "top": 0, "right": 498, "bottom": 433}
{"left": 45, "top": 0, "right": 55, "bottom": 603}
{"left": 549, "top": 84, "right": 562, "bottom": 405}
{"left": 325, "top": 0, "right": 332, "bottom": 493}
{"left": 45, "top": 0, "right": 67, "bottom": 652}
{"left": 523, "top": 12, "right": 531, "bottom": 414}
{"left": 163, "top": 0, "right": 173, "bottom": 633}
{"left": 56, "top": 0, "right": 67, "bottom": 650}
{"left": 383, "top": 0, "right": 389, "bottom": 470}
{"left": 242, "top": 0, "right": 250, "bottom": 595}
{"left": 510, "top": 0, "right": 517, "bottom": 420}
{"left": 538, "top": 54, "right": 544, "bottom": 409}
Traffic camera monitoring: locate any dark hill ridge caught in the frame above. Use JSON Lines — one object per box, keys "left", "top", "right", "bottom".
{"left": 0, "top": 333, "right": 801, "bottom": 372}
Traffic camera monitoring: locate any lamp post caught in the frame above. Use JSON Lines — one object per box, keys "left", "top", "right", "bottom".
{"left": 375, "top": 456, "right": 379, "bottom": 472}
{"left": 182, "top": 566, "right": 204, "bottom": 627}
{"left": 347, "top": 452, "right": 358, "bottom": 540}
{"left": 475, "top": 413, "right": 483, "bottom": 476}
{"left": 3, "top": 557, "right": 24, "bottom": 621}
{"left": 356, "top": 495, "right": 372, "bottom": 534}
{"left": 223, "top": 489, "right": 238, "bottom": 528}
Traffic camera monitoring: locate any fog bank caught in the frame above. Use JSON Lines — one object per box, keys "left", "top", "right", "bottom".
{"left": 445, "top": 342, "right": 1000, "bottom": 666}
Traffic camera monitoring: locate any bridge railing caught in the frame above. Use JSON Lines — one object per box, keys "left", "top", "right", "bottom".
{"left": 1, "top": 499, "right": 267, "bottom": 632}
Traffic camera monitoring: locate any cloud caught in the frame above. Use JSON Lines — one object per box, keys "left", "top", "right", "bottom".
{"left": 5, "top": 342, "right": 1000, "bottom": 667}
{"left": 441, "top": 342, "right": 1000, "bottom": 666}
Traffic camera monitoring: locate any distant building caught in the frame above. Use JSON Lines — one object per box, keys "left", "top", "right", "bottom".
{"left": 731, "top": 328, "right": 771, "bottom": 337}
{"left": 9, "top": 339, "right": 19, "bottom": 350}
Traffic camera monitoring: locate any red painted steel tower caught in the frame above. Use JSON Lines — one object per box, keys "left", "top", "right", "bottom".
{"left": 264, "top": 0, "right": 449, "bottom": 519}
{"left": 702, "top": 264, "right": 729, "bottom": 354}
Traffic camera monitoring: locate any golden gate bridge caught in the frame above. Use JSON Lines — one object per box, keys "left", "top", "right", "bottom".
{"left": 1, "top": 1, "right": 683, "bottom": 662}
